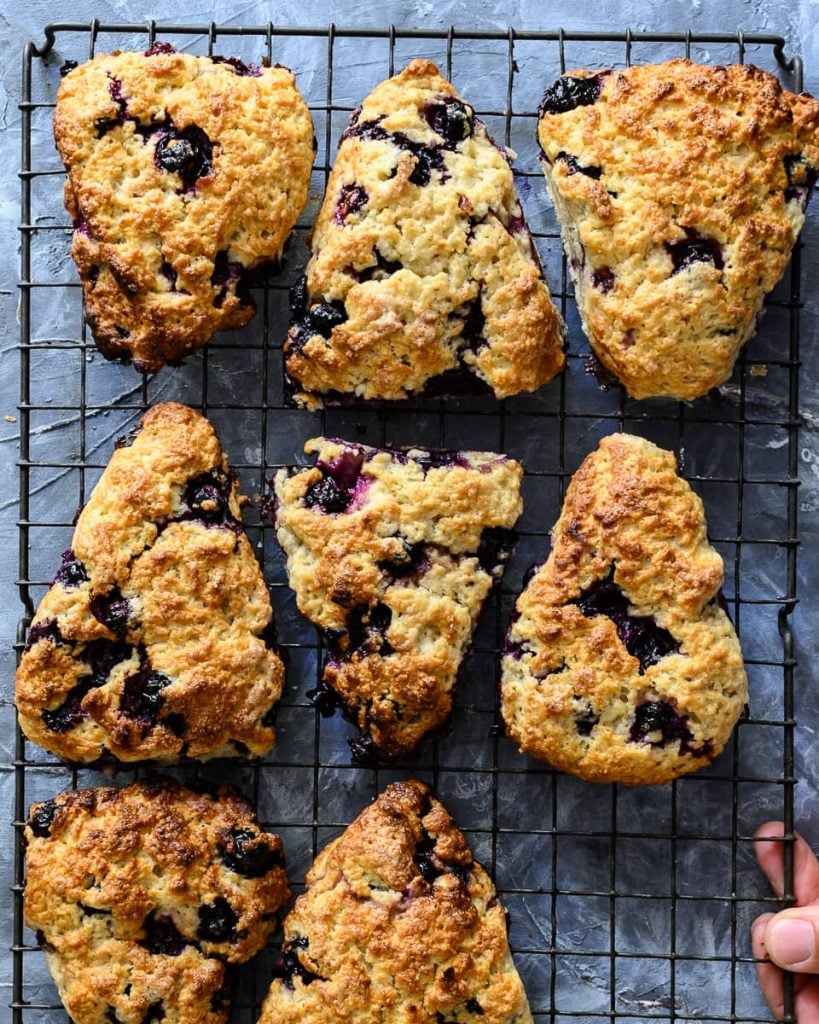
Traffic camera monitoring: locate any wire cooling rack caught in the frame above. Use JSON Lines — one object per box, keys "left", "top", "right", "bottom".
{"left": 13, "top": 21, "right": 804, "bottom": 1024}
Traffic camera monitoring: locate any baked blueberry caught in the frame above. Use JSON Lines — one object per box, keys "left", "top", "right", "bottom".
{"left": 54, "top": 550, "right": 89, "bottom": 588}
{"left": 334, "top": 183, "right": 369, "bottom": 224}
{"left": 539, "top": 73, "right": 606, "bottom": 116}
{"left": 665, "top": 228, "right": 724, "bottom": 275}
{"left": 197, "top": 897, "right": 239, "bottom": 943}
{"left": 219, "top": 827, "right": 285, "bottom": 878}
{"left": 27, "top": 800, "right": 58, "bottom": 839}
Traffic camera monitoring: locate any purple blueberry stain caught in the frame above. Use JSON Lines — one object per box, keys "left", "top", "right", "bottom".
{"left": 628, "top": 700, "right": 712, "bottom": 757}
{"left": 334, "top": 183, "right": 369, "bottom": 224}
{"left": 290, "top": 301, "right": 348, "bottom": 351}
{"left": 83, "top": 637, "right": 132, "bottom": 685}
{"left": 591, "top": 267, "right": 616, "bottom": 293}
{"left": 197, "top": 897, "right": 239, "bottom": 943}
{"left": 219, "top": 827, "right": 284, "bottom": 877}
{"left": 28, "top": 800, "right": 58, "bottom": 838}
{"left": 465, "top": 1000, "right": 484, "bottom": 1015}
{"left": 665, "top": 228, "right": 724, "bottom": 275}
{"left": 140, "top": 913, "right": 188, "bottom": 956}
{"left": 539, "top": 73, "right": 608, "bottom": 116}
{"left": 573, "top": 569, "right": 679, "bottom": 673}
{"left": 272, "top": 936, "right": 325, "bottom": 989}
{"left": 556, "top": 151, "right": 603, "bottom": 179}
{"left": 144, "top": 41, "right": 177, "bottom": 56}
{"left": 318, "top": 448, "right": 366, "bottom": 489}
{"left": 53, "top": 549, "right": 89, "bottom": 589}
{"left": 90, "top": 589, "right": 131, "bottom": 636}
{"left": 211, "top": 55, "right": 263, "bottom": 77}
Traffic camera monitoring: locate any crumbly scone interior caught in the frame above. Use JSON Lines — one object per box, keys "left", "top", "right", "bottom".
{"left": 537, "top": 60, "right": 819, "bottom": 400}
{"left": 258, "top": 779, "right": 532, "bottom": 1024}
{"left": 15, "top": 402, "right": 283, "bottom": 764}
{"left": 273, "top": 436, "right": 523, "bottom": 759}
{"left": 502, "top": 433, "right": 748, "bottom": 785}
{"left": 24, "top": 778, "right": 290, "bottom": 1024}
{"left": 284, "top": 58, "right": 564, "bottom": 406}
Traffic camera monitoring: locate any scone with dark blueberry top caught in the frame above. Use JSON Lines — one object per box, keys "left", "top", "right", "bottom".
{"left": 24, "top": 777, "right": 289, "bottom": 1024}
{"left": 284, "top": 58, "right": 564, "bottom": 407}
{"left": 54, "top": 43, "right": 314, "bottom": 372}
{"left": 536, "top": 59, "right": 819, "bottom": 400}
{"left": 272, "top": 437, "right": 522, "bottom": 760}
{"left": 501, "top": 433, "right": 747, "bottom": 785}
{"left": 15, "top": 402, "right": 284, "bottom": 764}
{"left": 258, "top": 779, "right": 531, "bottom": 1024}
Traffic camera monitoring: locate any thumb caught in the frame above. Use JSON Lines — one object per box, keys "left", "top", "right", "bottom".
{"left": 763, "top": 907, "right": 819, "bottom": 973}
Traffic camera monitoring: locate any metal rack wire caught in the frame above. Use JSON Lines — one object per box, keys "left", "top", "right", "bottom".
{"left": 13, "top": 21, "right": 802, "bottom": 1024}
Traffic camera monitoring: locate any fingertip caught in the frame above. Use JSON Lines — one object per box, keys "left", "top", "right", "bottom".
{"left": 756, "top": 821, "right": 786, "bottom": 841}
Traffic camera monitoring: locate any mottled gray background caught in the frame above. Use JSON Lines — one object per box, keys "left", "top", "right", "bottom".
{"left": 2, "top": 1, "right": 819, "bottom": 1022}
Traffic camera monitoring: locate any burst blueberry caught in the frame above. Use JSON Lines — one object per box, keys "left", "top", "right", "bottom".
{"left": 197, "top": 896, "right": 239, "bottom": 943}
{"left": 219, "top": 827, "right": 283, "bottom": 877}
{"left": 665, "top": 228, "right": 724, "bottom": 275}
{"left": 140, "top": 913, "right": 187, "bottom": 956}
{"left": 28, "top": 800, "right": 58, "bottom": 838}
{"left": 540, "top": 73, "right": 607, "bottom": 116}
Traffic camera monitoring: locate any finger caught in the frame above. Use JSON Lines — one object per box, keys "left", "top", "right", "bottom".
{"left": 753, "top": 913, "right": 785, "bottom": 1019}
{"left": 794, "top": 977, "right": 819, "bottom": 1023}
{"left": 755, "top": 823, "right": 819, "bottom": 904}
{"left": 763, "top": 907, "right": 819, "bottom": 973}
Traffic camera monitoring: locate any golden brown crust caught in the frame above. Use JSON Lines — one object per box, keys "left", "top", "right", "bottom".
{"left": 258, "top": 780, "right": 531, "bottom": 1024}
{"left": 285, "top": 59, "right": 564, "bottom": 406}
{"left": 273, "top": 437, "right": 523, "bottom": 759}
{"left": 54, "top": 46, "right": 314, "bottom": 372}
{"left": 15, "top": 402, "right": 284, "bottom": 764}
{"left": 501, "top": 433, "right": 748, "bottom": 785}
{"left": 24, "top": 777, "right": 289, "bottom": 1024}
{"left": 536, "top": 60, "right": 819, "bottom": 399}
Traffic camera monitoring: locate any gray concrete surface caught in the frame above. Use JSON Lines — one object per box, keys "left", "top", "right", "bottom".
{"left": 1, "top": 2, "right": 818, "bottom": 1021}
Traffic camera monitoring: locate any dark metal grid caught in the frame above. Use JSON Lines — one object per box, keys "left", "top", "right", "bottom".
{"left": 13, "top": 21, "right": 802, "bottom": 1024}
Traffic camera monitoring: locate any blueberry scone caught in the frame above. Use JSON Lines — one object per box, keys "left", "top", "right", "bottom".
{"left": 258, "top": 779, "right": 531, "bottom": 1024}
{"left": 272, "top": 437, "right": 522, "bottom": 760}
{"left": 24, "top": 777, "right": 289, "bottom": 1024}
{"left": 55, "top": 43, "right": 314, "bottom": 372}
{"left": 284, "top": 58, "right": 564, "bottom": 407}
{"left": 537, "top": 60, "right": 819, "bottom": 400}
{"left": 15, "top": 402, "right": 284, "bottom": 764}
{"left": 501, "top": 433, "right": 747, "bottom": 785}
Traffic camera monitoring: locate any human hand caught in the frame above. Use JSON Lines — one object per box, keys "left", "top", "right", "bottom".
{"left": 753, "top": 821, "right": 819, "bottom": 1020}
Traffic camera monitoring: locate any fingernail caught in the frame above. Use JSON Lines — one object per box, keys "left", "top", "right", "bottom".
{"left": 768, "top": 918, "right": 816, "bottom": 966}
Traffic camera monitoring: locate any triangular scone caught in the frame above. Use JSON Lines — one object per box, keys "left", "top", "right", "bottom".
{"left": 501, "top": 434, "right": 747, "bottom": 785}
{"left": 258, "top": 779, "right": 532, "bottom": 1024}
{"left": 536, "top": 60, "right": 819, "bottom": 400}
{"left": 24, "top": 777, "right": 289, "bottom": 1024}
{"left": 272, "top": 437, "right": 522, "bottom": 760}
{"left": 284, "top": 59, "right": 564, "bottom": 407}
{"left": 55, "top": 44, "right": 314, "bottom": 372}
{"left": 15, "top": 402, "right": 284, "bottom": 764}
